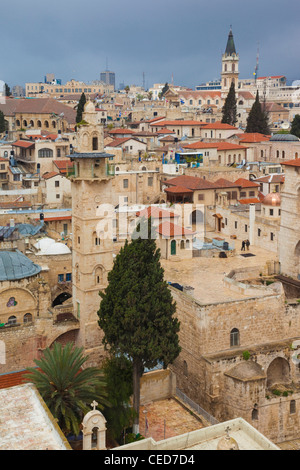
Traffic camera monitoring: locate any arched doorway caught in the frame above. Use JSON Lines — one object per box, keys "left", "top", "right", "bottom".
{"left": 190, "top": 210, "right": 204, "bottom": 226}
{"left": 267, "top": 357, "right": 290, "bottom": 388}
{"left": 171, "top": 240, "right": 176, "bottom": 256}
{"left": 52, "top": 292, "right": 72, "bottom": 307}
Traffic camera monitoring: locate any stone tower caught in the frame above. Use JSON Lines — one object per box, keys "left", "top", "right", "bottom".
{"left": 69, "top": 101, "right": 115, "bottom": 365}
{"left": 221, "top": 28, "right": 239, "bottom": 98}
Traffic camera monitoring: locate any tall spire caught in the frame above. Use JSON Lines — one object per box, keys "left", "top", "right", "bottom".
{"left": 225, "top": 27, "right": 236, "bottom": 56}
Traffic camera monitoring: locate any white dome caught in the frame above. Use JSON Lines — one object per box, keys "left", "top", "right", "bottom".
{"left": 44, "top": 242, "right": 71, "bottom": 255}
{"left": 34, "top": 237, "right": 71, "bottom": 255}
{"left": 34, "top": 237, "right": 55, "bottom": 252}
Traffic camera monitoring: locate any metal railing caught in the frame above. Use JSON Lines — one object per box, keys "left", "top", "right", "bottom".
{"left": 176, "top": 387, "right": 219, "bottom": 426}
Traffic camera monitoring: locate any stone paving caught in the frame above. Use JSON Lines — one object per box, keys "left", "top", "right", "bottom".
{"left": 139, "top": 398, "right": 204, "bottom": 442}
{"left": 161, "top": 229, "right": 279, "bottom": 305}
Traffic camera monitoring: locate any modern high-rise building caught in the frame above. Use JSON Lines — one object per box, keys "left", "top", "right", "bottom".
{"left": 100, "top": 70, "right": 115, "bottom": 90}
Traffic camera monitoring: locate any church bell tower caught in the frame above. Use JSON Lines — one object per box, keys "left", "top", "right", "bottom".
{"left": 69, "top": 101, "right": 115, "bottom": 365}
{"left": 221, "top": 28, "right": 239, "bottom": 98}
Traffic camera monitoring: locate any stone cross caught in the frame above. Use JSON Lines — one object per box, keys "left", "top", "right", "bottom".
{"left": 91, "top": 400, "right": 98, "bottom": 411}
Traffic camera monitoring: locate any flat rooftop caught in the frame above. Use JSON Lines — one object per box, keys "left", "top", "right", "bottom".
{"left": 161, "top": 231, "right": 279, "bottom": 305}
{"left": 139, "top": 398, "right": 205, "bottom": 442}
{"left": 0, "top": 383, "right": 70, "bottom": 450}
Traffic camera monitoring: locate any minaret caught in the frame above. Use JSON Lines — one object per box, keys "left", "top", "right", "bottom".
{"left": 221, "top": 28, "right": 239, "bottom": 98}
{"left": 69, "top": 101, "right": 115, "bottom": 366}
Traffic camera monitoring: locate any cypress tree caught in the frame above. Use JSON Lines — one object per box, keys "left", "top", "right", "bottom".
{"left": 246, "top": 91, "right": 270, "bottom": 134}
{"left": 76, "top": 92, "right": 86, "bottom": 123}
{"left": 221, "top": 82, "right": 237, "bottom": 126}
{"left": 291, "top": 115, "right": 300, "bottom": 139}
{"left": 0, "top": 111, "right": 5, "bottom": 133}
{"left": 98, "top": 217, "right": 181, "bottom": 435}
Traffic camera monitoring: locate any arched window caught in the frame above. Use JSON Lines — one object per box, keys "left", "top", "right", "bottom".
{"left": 37, "top": 120, "right": 42, "bottom": 128}
{"left": 23, "top": 120, "right": 28, "bottom": 128}
{"left": 115, "top": 167, "right": 120, "bottom": 172}
{"left": 95, "top": 266, "right": 104, "bottom": 285}
{"left": 230, "top": 328, "right": 240, "bottom": 347}
{"left": 142, "top": 166, "right": 146, "bottom": 171}
{"left": 252, "top": 406, "right": 258, "bottom": 420}
{"left": 180, "top": 240, "right": 185, "bottom": 249}
{"left": 186, "top": 240, "right": 190, "bottom": 249}
{"left": 8, "top": 315, "right": 17, "bottom": 325}
{"left": 276, "top": 150, "right": 279, "bottom": 158}
{"left": 30, "top": 120, "right": 34, "bottom": 127}
{"left": 44, "top": 121, "right": 49, "bottom": 128}
{"left": 282, "top": 151, "right": 285, "bottom": 159}
{"left": 52, "top": 121, "right": 56, "bottom": 129}
{"left": 23, "top": 313, "right": 33, "bottom": 323}
{"left": 38, "top": 148, "right": 53, "bottom": 158}
{"left": 16, "top": 119, "right": 20, "bottom": 127}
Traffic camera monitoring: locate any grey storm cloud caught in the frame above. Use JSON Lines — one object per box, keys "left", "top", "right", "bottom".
{"left": 1, "top": 0, "right": 299, "bottom": 89}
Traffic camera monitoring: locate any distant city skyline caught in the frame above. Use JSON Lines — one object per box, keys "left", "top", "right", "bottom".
{"left": 1, "top": 0, "right": 300, "bottom": 90}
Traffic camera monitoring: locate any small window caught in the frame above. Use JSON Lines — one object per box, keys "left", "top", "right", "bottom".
{"left": 58, "top": 274, "right": 64, "bottom": 283}
{"left": 183, "top": 360, "right": 188, "bottom": 377}
{"left": 55, "top": 180, "right": 60, "bottom": 187}
{"left": 230, "top": 328, "right": 239, "bottom": 347}
{"left": 148, "top": 177, "right": 153, "bottom": 187}
{"left": 123, "top": 179, "right": 128, "bottom": 189}
{"left": 258, "top": 228, "right": 261, "bottom": 237}
{"left": 8, "top": 316, "right": 17, "bottom": 325}
{"left": 234, "top": 221, "right": 237, "bottom": 229}
{"left": 252, "top": 407, "right": 259, "bottom": 420}
{"left": 66, "top": 273, "right": 72, "bottom": 282}
{"left": 23, "top": 313, "right": 33, "bottom": 324}
{"left": 271, "top": 232, "right": 274, "bottom": 241}
{"left": 245, "top": 225, "right": 248, "bottom": 233}
{"left": 198, "top": 194, "right": 204, "bottom": 201}
{"left": 270, "top": 209, "right": 274, "bottom": 216}
{"left": 56, "top": 194, "right": 60, "bottom": 199}
{"left": 290, "top": 400, "right": 296, "bottom": 414}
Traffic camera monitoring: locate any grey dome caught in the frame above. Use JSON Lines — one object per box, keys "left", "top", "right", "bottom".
{"left": 270, "top": 133, "right": 299, "bottom": 142}
{"left": 0, "top": 250, "right": 41, "bottom": 281}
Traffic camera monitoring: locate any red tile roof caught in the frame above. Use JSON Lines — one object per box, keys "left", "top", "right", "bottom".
{"left": 235, "top": 178, "right": 260, "bottom": 188}
{"left": 12, "top": 140, "right": 35, "bottom": 149}
{"left": 182, "top": 141, "right": 247, "bottom": 151}
{"left": 164, "top": 175, "right": 218, "bottom": 191}
{"left": 53, "top": 160, "right": 74, "bottom": 174}
{"left": 42, "top": 171, "right": 60, "bottom": 180}
{"left": 239, "top": 133, "right": 271, "bottom": 143}
{"left": 238, "top": 198, "right": 261, "bottom": 204}
{"left": 164, "top": 185, "right": 194, "bottom": 194}
{"left": 214, "top": 178, "right": 240, "bottom": 188}
{"left": 156, "top": 221, "right": 195, "bottom": 237}
{"left": 0, "top": 370, "right": 28, "bottom": 390}
{"left": 281, "top": 158, "right": 300, "bottom": 167}
{"left": 106, "top": 137, "right": 146, "bottom": 147}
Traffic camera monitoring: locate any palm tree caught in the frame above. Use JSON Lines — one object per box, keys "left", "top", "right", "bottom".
{"left": 25, "top": 342, "right": 109, "bottom": 436}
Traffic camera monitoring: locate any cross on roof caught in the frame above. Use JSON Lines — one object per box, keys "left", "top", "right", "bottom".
{"left": 91, "top": 400, "right": 98, "bottom": 411}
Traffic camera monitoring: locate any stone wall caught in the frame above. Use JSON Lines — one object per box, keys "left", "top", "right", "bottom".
{"left": 140, "top": 369, "right": 176, "bottom": 405}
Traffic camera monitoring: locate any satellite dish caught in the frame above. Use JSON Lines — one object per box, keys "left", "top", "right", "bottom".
{"left": 281, "top": 122, "right": 290, "bottom": 130}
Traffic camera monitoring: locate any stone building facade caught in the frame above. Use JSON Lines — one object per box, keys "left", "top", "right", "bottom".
{"left": 169, "top": 279, "right": 300, "bottom": 444}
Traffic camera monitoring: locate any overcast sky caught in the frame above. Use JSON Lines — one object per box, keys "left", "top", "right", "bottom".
{"left": 1, "top": 0, "right": 299, "bottom": 90}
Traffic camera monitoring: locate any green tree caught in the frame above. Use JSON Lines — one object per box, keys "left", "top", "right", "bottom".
{"left": 5, "top": 83, "right": 11, "bottom": 97}
{"left": 98, "top": 217, "right": 181, "bottom": 434}
{"left": 291, "top": 114, "right": 300, "bottom": 139}
{"left": 76, "top": 92, "right": 87, "bottom": 124}
{"left": 103, "top": 354, "right": 135, "bottom": 442}
{"left": 246, "top": 91, "right": 270, "bottom": 134}
{"left": 0, "top": 111, "right": 5, "bottom": 133}
{"left": 161, "top": 82, "right": 169, "bottom": 98}
{"left": 25, "top": 342, "right": 109, "bottom": 436}
{"left": 221, "top": 82, "right": 237, "bottom": 126}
